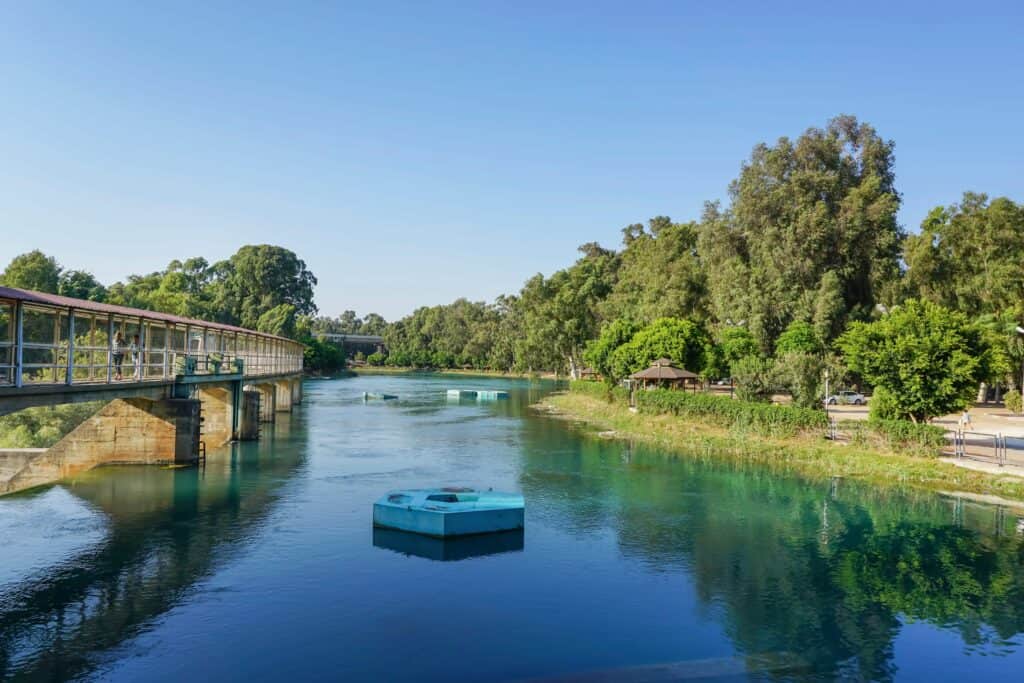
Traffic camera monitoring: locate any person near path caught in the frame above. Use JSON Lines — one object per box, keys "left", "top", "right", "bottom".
{"left": 131, "top": 334, "right": 142, "bottom": 380}
{"left": 959, "top": 409, "right": 973, "bottom": 431}
{"left": 111, "top": 332, "right": 126, "bottom": 380}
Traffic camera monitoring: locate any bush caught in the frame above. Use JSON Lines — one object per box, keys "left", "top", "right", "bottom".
{"left": 366, "top": 352, "right": 386, "bottom": 366}
{"left": 843, "top": 418, "right": 947, "bottom": 456}
{"left": 635, "top": 388, "right": 827, "bottom": 437}
{"left": 570, "top": 380, "right": 628, "bottom": 404}
{"left": 1005, "top": 390, "right": 1022, "bottom": 414}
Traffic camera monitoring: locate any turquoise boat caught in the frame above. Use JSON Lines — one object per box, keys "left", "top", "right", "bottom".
{"left": 373, "top": 488, "right": 525, "bottom": 538}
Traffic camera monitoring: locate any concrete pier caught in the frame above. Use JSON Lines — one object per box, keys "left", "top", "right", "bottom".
{"left": 0, "top": 398, "right": 201, "bottom": 495}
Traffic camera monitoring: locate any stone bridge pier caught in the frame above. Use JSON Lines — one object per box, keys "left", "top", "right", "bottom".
{"left": 0, "top": 376, "right": 304, "bottom": 496}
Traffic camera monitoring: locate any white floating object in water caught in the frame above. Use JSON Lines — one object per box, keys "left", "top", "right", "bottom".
{"left": 373, "top": 488, "right": 525, "bottom": 537}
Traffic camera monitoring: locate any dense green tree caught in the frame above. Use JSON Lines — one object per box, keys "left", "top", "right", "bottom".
{"left": 904, "top": 194, "right": 1024, "bottom": 319}
{"left": 583, "top": 319, "right": 642, "bottom": 385}
{"left": 700, "top": 115, "right": 903, "bottom": 351}
{"left": 601, "top": 217, "right": 706, "bottom": 323}
{"left": 609, "top": 317, "right": 711, "bottom": 380}
{"left": 773, "top": 352, "right": 825, "bottom": 409}
{"left": 711, "top": 326, "right": 762, "bottom": 379}
{"left": 57, "top": 270, "right": 107, "bottom": 302}
{"left": 216, "top": 245, "right": 317, "bottom": 329}
{"left": 516, "top": 245, "right": 618, "bottom": 376}
{"left": 256, "top": 303, "right": 298, "bottom": 338}
{"left": 775, "top": 320, "right": 822, "bottom": 356}
{"left": 0, "top": 250, "right": 61, "bottom": 293}
{"left": 838, "top": 300, "right": 1002, "bottom": 422}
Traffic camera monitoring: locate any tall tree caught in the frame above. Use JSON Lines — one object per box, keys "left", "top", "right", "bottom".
{"left": 0, "top": 250, "right": 61, "bottom": 293}
{"left": 601, "top": 217, "right": 707, "bottom": 323}
{"left": 57, "top": 270, "right": 108, "bottom": 302}
{"left": 903, "top": 193, "right": 1024, "bottom": 319}
{"left": 700, "top": 115, "right": 903, "bottom": 351}
{"left": 516, "top": 245, "right": 618, "bottom": 376}
{"left": 216, "top": 245, "right": 318, "bottom": 329}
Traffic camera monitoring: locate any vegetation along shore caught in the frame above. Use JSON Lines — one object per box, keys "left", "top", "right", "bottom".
{"left": 542, "top": 383, "right": 1024, "bottom": 503}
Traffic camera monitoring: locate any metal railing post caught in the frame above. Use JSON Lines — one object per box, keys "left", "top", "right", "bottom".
{"left": 14, "top": 301, "right": 23, "bottom": 388}
{"left": 106, "top": 317, "right": 114, "bottom": 383}
{"left": 66, "top": 308, "right": 75, "bottom": 385}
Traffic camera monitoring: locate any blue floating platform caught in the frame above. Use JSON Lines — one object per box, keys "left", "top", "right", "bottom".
{"left": 363, "top": 392, "right": 398, "bottom": 400}
{"left": 446, "top": 389, "right": 508, "bottom": 400}
{"left": 373, "top": 488, "right": 525, "bottom": 538}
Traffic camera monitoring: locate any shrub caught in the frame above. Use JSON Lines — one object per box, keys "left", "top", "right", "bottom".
{"left": 843, "top": 418, "right": 947, "bottom": 456}
{"left": 570, "top": 380, "right": 628, "bottom": 404}
{"left": 1005, "top": 390, "right": 1022, "bottom": 414}
{"left": 635, "top": 388, "right": 827, "bottom": 437}
{"left": 366, "top": 352, "right": 386, "bottom": 366}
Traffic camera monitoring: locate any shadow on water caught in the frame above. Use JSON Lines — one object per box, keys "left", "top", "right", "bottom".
{"left": 372, "top": 528, "right": 525, "bottom": 562}
{"left": 0, "top": 414, "right": 309, "bottom": 682}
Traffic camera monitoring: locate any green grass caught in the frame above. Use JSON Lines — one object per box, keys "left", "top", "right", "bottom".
{"left": 543, "top": 392, "right": 1024, "bottom": 502}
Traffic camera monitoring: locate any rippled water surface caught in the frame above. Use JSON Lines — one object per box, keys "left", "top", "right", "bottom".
{"left": 3, "top": 374, "right": 1024, "bottom": 682}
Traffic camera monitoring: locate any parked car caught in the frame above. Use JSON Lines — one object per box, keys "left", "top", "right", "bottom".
{"left": 825, "top": 390, "right": 865, "bottom": 406}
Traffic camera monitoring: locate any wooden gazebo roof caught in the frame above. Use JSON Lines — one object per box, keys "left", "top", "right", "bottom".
{"left": 629, "top": 359, "right": 699, "bottom": 381}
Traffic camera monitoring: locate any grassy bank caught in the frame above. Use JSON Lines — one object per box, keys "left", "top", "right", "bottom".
{"left": 541, "top": 390, "right": 1024, "bottom": 503}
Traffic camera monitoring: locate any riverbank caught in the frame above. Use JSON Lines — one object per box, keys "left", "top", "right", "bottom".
{"left": 352, "top": 366, "right": 558, "bottom": 380}
{"left": 539, "top": 391, "right": 1024, "bottom": 503}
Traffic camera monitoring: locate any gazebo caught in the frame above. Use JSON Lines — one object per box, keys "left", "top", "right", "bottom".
{"left": 629, "top": 358, "right": 700, "bottom": 391}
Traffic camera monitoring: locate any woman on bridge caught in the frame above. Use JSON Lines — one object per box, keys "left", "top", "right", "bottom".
{"left": 112, "top": 332, "right": 126, "bottom": 381}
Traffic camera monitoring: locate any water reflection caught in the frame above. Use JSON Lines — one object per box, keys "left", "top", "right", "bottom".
{"left": 372, "top": 528, "right": 525, "bottom": 562}
{"left": 518, "top": 418, "right": 1024, "bottom": 682}
{"left": 2, "top": 375, "right": 1024, "bottom": 682}
{"left": 0, "top": 418, "right": 307, "bottom": 682}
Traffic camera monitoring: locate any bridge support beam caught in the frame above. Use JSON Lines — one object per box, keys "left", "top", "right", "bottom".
{"left": 291, "top": 378, "right": 302, "bottom": 406}
{"left": 238, "top": 390, "right": 261, "bottom": 440}
{"left": 275, "top": 379, "right": 293, "bottom": 413}
{"left": 252, "top": 383, "right": 276, "bottom": 422}
{"left": 0, "top": 398, "right": 201, "bottom": 496}
{"left": 196, "top": 387, "right": 234, "bottom": 448}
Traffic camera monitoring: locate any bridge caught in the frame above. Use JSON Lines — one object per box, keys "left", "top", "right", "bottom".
{"left": 0, "top": 286, "right": 306, "bottom": 495}
{"left": 319, "top": 332, "right": 385, "bottom": 356}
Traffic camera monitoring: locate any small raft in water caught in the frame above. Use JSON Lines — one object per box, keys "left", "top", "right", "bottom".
{"left": 373, "top": 488, "right": 525, "bottom": 538}
{"left": 363, "top": 392, "right": 398, "bottom": 401}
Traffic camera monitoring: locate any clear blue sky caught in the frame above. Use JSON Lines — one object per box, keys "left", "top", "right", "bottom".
{"left": 2, "top": 1, "right": 1022, "bottom": 320}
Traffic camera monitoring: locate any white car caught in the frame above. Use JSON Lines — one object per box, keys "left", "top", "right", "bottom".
{"left": 826, "top": 390, "right": 865, "bottom": 405}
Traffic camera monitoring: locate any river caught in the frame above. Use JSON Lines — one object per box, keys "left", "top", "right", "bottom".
{"left": 2, "top": 374, "right": 1024, "bottom": 682}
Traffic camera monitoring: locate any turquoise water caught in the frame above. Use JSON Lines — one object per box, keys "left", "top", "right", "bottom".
{"left": 2, "top": 374, "right": 1024, "bottom": 682}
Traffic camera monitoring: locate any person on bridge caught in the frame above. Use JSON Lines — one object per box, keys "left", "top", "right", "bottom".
{"left": 112, "top": 332, "right": 126, "bottom": 381}
{"left": 131, "top": 334, "right": 142, "bottom": 380}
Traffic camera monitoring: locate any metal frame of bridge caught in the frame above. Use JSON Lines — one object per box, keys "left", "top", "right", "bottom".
{"left": 0, "top": 286, "right": 304, "bottom": 415}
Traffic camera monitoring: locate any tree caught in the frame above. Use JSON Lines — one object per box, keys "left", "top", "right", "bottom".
{"left": 774, "top": 352, "right": 825, "bottom": 409}
{"left": 775, "top": 321, "right": 822, "bottom": 356}
{"left": 0, "top": 250, "right": 61, "bottom": 293}
{"left": 601, "top": 217, "right": 707, "bottom": 324}
{"left": 904, "top": 194, "right": 1024, "bottom": 319}
{"left": 516, "top": 245, "right": 618, "bottom": 376}
{"left": 713, "top": 326, "right": 762, "bottom": 378}
{"left": 699, "top": 115, "right": 903, "bottom": 351}
{"left": 837, "top": 300, "right": 998, "bottom": 422}
{"left": 731, "top": 355, "right": 776, "bottom": 402}
{"left": 217, "top": 245, "right": 317, "bottom": 329}
{"left": 609, "top": 317, "right": 710, "bottom": 380}
{"left": 584, "top": 319, "right": 642, "bottom": 385}
{"left": 58, "top": 270, "right": 107, "bottom": 302}
{"left": 257, "top": 303, "right": 298, "bottom": 338}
